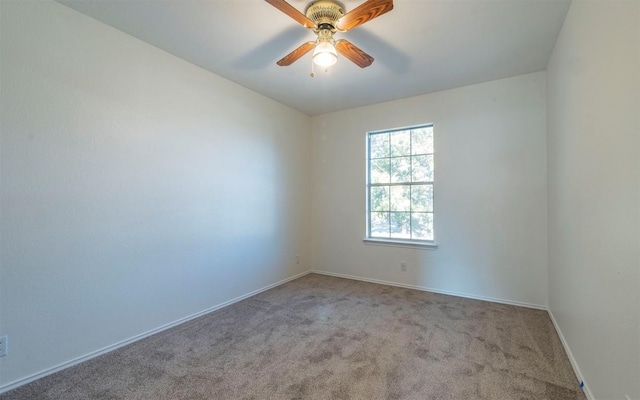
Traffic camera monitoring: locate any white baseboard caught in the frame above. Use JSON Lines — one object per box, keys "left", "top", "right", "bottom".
{"left": 3, "top": 270, "right": 592, "bottom": 400}
{"left": 0, "top": 270, "right": 312, "bottom": 395}
{"left": 547, "top": 309, "right": 594, "bottom": 400}
{"left": 312, "top": 270, "right": 593, "bottom": 398}
{"left": 311, "top": 269, "right": 547, "bottom": 310}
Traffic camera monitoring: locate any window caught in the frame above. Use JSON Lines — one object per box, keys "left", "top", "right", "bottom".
{"left": 366, "top": 124, "right": 436, "bottom": 246}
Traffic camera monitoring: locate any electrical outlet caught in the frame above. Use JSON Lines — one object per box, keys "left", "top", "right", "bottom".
{"left": 400, "top": 262, "right": 407, "bottom": 272}
{"left": 296, "top": 255, "right": 300, "bottom": 265}
{"left": 0, "top": 335, "right": 7, "bottom": 357}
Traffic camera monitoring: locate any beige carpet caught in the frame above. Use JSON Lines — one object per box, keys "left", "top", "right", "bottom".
{"left": 1, "top": 273, "right": 585, "bottom": 400}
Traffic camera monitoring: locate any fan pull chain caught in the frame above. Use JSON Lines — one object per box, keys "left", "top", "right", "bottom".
{"left": 310, "top": 58, "right": 315, "bottom": 78}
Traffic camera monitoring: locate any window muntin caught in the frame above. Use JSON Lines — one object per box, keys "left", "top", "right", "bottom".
{"left": 366, "top": 125, "right": 434, "bottom": 242}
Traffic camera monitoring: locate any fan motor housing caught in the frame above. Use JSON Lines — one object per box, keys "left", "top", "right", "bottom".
{"left": 305, "top": 0, "right": 344, "bottom": 31}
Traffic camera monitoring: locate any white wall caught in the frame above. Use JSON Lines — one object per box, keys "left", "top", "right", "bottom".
{"left": 311, "top": 72, "right": 549, "bottom": 308}
{"left": 0, "top": 0, "right": 311, "bottom": 389}
{"left": 546, "top": 1, "right": 640, "bottom": 399}
{"left": 4, "top": 0, "right": 637, "bottom": 397}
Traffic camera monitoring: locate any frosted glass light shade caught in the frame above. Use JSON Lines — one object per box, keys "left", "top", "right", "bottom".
{"left": 313, "top": 42, "right": 338, "bottom": 67}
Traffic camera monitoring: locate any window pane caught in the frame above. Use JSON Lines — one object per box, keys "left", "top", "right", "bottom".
{"left": 371, "top": 159, "right": 390, "bottom": 184}
{"left": 390, "top": 156, "right": 411, "bottom": 183}
{"left": 370, "top": 212, "right": 390, "bottom": 237}
{"left": 411, "top": 212, "right": 434, "bottom": 240}
{"left": 411, "top": 184, "right": 433, "bottom": 212}
{"left": 367, "top": 125, "right": 434, "bottom": 244}
{"left": 390, "top": 185, "right": 410, "bottom": 211}
{"left": 412, "top": 154, "right": 434, "bottom": 182}
{"left": 390, "top": 130, "right": 411, "bottom": 157}
{"left": 370, "top": 133, "right": 389, "bottom": 159}
{"left": 390, "top": 212, "right": 411, "bottom": 239}
{"left": 412, "top": 126, "right": 434, "bottom": 155}
{"left": 370, "top": 186, "right": 389, "bottom": 212}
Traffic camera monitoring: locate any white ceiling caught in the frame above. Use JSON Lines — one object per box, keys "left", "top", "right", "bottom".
{"left": 58, "top": 0, "right": 570, "bottom": 116}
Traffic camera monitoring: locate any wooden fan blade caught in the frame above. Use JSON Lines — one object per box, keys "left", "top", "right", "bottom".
{"left": 335, "top": 39, "right": 374, "bottom": 68}
{"left": 265, "top": 0, "right": 316, "bottom": 29}
{"left": 277, "top": 41, "right": 316, "bottom": 66}
{"left": 336, "top": 0, "right": 393, "bottom": 31}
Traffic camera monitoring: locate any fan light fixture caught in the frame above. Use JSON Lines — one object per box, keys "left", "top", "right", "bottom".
{"left": 313, "top": 42, "right": 337, "bottom": 67}
{"left": 266, "top": 0, "right": 393, "bottom": 71}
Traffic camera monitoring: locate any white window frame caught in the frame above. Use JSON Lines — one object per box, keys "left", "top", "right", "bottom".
{"left": 364, "top": 124, "right": 438, "bottom": 249}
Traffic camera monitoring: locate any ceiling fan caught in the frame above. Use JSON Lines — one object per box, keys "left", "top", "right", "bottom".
{"left": 265, "top": 0, "right": 394, "bottom": 69}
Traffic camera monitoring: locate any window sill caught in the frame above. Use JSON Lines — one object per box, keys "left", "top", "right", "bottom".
{"left": 363, "top": 238, "right": 439, "bottom": 250}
